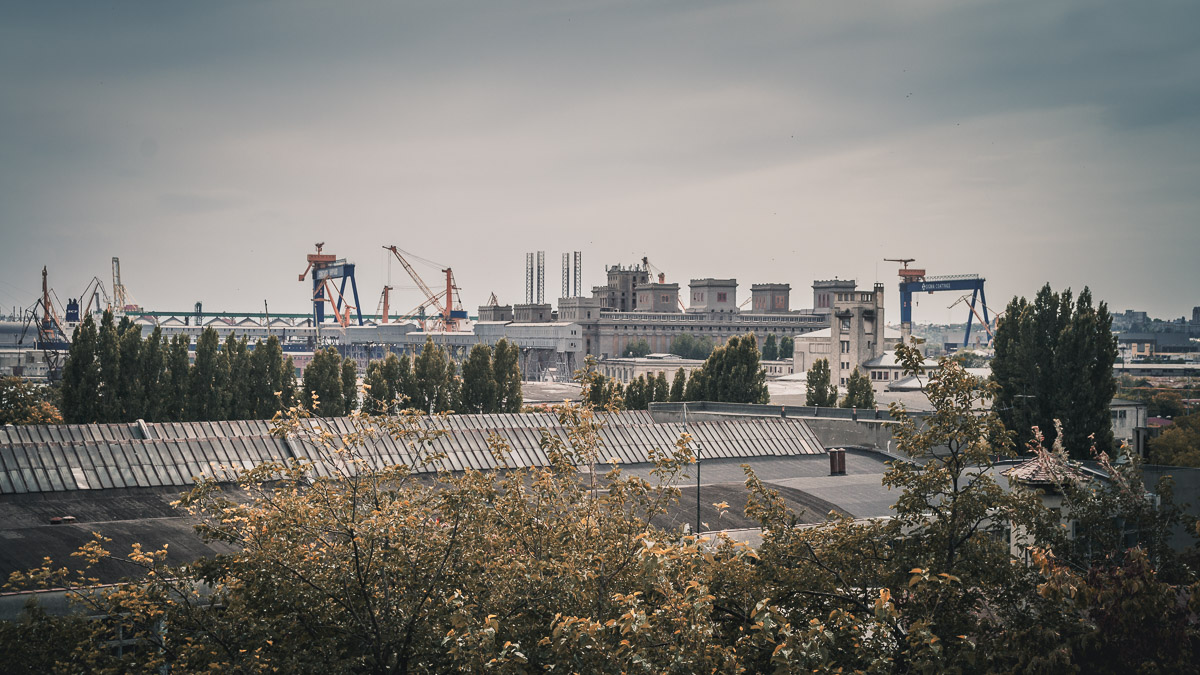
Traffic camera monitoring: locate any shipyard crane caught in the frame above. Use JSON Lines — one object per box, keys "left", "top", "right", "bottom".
{"left": 948, "top": 294, "right": 996, "bottom": 343}
{"left": 298, "top": 243, "right": 364, "bottom": 327}
{"left": 383, "top": 245, "right": 467, "bottom": 331}
{"left": 376, "top": 285, "right": 393, "bottom": 324}
{"left": 887, "top": 257, "right": 989, "bottom": 350}
{"left": 78, "top": 276, "right": 112, "bottom": 317}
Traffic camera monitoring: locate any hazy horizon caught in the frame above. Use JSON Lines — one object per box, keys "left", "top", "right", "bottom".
{"left": 3, "top": 1, "right": 1198, "bottom": 325}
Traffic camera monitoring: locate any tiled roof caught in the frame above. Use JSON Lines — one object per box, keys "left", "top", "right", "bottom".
{"left": 1003, "top": 455, "right": 1090, "bottom": 486}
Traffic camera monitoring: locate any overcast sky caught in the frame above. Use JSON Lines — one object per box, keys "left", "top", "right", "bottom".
{"left": 2, "top": 1, "right": 1197, "bottom": 325}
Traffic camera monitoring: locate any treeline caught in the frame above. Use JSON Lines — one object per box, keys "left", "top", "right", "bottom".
{"left": 586, "top": 333, "right": 769, "bottom": 409}
{"left": 60, "top": 312, "right": 296, "bottom": 424}
{"left": 298, "top": 337, "right": 523, "bottom": 417}
{"left": 629, "top": 333, "right": 793, "bottom": 361}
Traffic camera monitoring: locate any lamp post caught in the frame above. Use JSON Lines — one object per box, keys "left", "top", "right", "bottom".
{"left": 684, "top": 402, "right": 702, "bottom": 535}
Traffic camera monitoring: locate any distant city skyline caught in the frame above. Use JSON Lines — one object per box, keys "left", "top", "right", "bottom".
{"left": 2, "top": 1, "right": 1198, "bottom": 324}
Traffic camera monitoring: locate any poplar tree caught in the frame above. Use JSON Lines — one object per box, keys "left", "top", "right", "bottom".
{"left": 189, "top": 328, "right": 224, "bottom": 420}
{"left": 492, "top": 338, "right": 522, "bottom": 413}
{"left": 385, "top": 353, "right": 413, "bottom": 409}
{"left": 248, "top": 336, "right": 285, "bottom": 419}
{"left": 688, "top": 333, "right": 768, "bottom": 404}
{"left": 116, "top": 324, "right": 144, "bottom": 421}
{"left": 992, "top": 284, "right": 1118, "bottom": 457}
{"left": 222, "top": 334, "right": 251, "bottom": 420}
{"left": 653, "top": 371, "right": 670, "bottom": 403}
{"left": 413, "top": 338, "right": 456, "bottom": 413}
{"left": 624, "top": 375, "right": 648, "bottom": 410}
{"left": 779, "top": 335, "right": 794, "bottom": 360}
{"left": 281, "top": 357, "right": 297, "bottom": 409}
{"left": 805, "top": 358, "right": 838, "bottom": 407}
{"left": 669, "top": 368, "right": 686, "bottom": 402}
{"left": 460, "top": 344, "right": 497, "bottom": 413}
{"left": 762, "top": 334, "right": 778, "bottom": 361}
{"left": 840, "top": 367, "right": 875, "bottom": 409}
{"left": 96, "top": 311, "right": 122, "bottom": 421}
{"left": 341, "top": 358, "right": 358, "bottom": 413}
{"left": 140, "top": 327, "right": 166, "bottom": 422}
{"left": 362, "top": 360, "right": 388, "bottom": 415}
{"left": 302, "top": 347, "right": 345, "bottom": 417}
{"left": 165, "top": 334, "right": 191, "bottom": 422}
{"left": 60, "top": 315, "right": 100, "bottom": 423}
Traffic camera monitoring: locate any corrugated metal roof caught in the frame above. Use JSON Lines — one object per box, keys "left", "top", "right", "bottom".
{"left": 0, "top": 412, "right": 824, "bottom": 495}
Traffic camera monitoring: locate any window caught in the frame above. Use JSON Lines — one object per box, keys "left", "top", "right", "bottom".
{"left": 717, "top": 292, "right": 728, "bottom": 302}
{"left": 840, "top": 318, "right": 850, "bottom": 332}
{"left": 661, "top": 294, "right": 670, "bottom": 303}
{"left": 841, "top": 361, "right": 850, "bottom": 370}
{"left": 840, "top": 340, "right": 850, "bottom": 354}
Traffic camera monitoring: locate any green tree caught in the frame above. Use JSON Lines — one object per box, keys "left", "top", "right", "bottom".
{"left": 341, "top": 357, "right": 359, "bottom": 413}
{"left": 0, "top": 377, "right": 62, "bottom": 425}
{"left": 492, "top": 338, "right": 522, "bottom": 413}
{"left": 247, "top": 335, "right": 285, "bottom": 419}
{"left": 116, "top": 324, "right": 143, "bottom": 421}
{"left": 460, "top": 344, "right": 497, "bottom": 413}
{"left": 624, "top": 375, "right": 648, "bottom": 410}
{"left": 669, "top": 333, "right": 714, "bottom": 360}
{"left": 761, "top": 334, "right": 778, "bottom": 361}
{"left": 413, "top": 337, "right": 457, "bottom": 413}
{"left": 1149, "top": 391, "right": 1185, "bottom": 418}
{"left": 387, "top": 353, "right": 414, "bottom": 409}
{"left": 189, "top": 328, "right": 224, "bottom": 421}
{"left": 281, "top": 356, "right": 297, "bottom": 409}
{"left": 684, "top": 334, "right": 769, "bottom": 404}
{"left": 804, "top": 358, "right": 838, "bottom": 407}
{"left": 222, "top": 334, "right": 251, "bottom": 420}
{"left": 653, "top": 371, "right": 670, "bottom": 403}
{"left": 302, "top": 347, "right": 346, "bottom": 417}
{"left": 60, "top": 315, "right": 100, "bottom": 423}
{"left": 992, "top": 284, "right": 1118, "bottom": 458}
{"left": 165, "top": 334, "right": 191, "bottom": 422}
{"left": 140, "top": 327, "right": 166, "bottom": 422}
{"left": 779, "top": 334, "right": 794, "bottom": 360}
{"left": 840, "top": 367, "right": 875, "bottom": 409}
{"left": 623, "top": 339, "right": 651, "bottom": 358}
{"left": 669, "top": 367, "right": 686, "bottom": 402}
{"left": 96, "top": 310, "right": 122, "bottom": 421}
{"left": 362, "top": 359, "right": 390, "bottom": 415}
{"left": 1149, "top": 412, "right": 1200, "bottom": 466}
{"left": 683, "top": 369, "right": 704, "bottom": 401}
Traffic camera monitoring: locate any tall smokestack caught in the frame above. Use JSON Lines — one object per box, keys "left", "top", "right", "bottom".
{"left": 573, "top": 251, "right": 581, "bottom": 297}
{"left": 525, "top": 253, "right": 534, "bottom": 304}
{"left": 562, "top": 253, "right": 570, "bottom": 300}
{"left": 536, "top": 251, "right": 545, "bottom": 304}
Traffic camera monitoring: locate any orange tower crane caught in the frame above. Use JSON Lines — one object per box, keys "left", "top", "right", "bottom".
{"left": 383, "top": 245, "right": 467, "bottom": 331}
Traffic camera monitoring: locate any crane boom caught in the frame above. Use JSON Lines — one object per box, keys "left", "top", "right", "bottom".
{"left": 385, "top": 245, "right": 442, "bottom": 315}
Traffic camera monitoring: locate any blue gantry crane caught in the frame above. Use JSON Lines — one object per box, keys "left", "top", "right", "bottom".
{"left": 886, "top": 258, "right": 991, "bottom": 349}
{"left": 298, "top": 243, "right": 364, "bottom": 327}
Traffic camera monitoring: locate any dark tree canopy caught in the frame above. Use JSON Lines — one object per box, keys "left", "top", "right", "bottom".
{"left": 991, "top": 284, "right": 1118, "bottom": 458}
{"left": 669, "top": 333, "right": 715, "bottom": 360}
{"left": 840, "top": 367, "right": 875, "bottom": 409}
{"left": 623, "top": 338, "right": 651, "bottom": 358}
{"left": 805, "top": 358, "right": 838, "bottom": 407}
{"left": 761, "top": 334, "right": 778, "bottom": 361}
{"left": 779, "top": 334, "right": 794, "bottom": 360}
{"left": 685, "top": 334, "right": 769, "bottom": 404}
